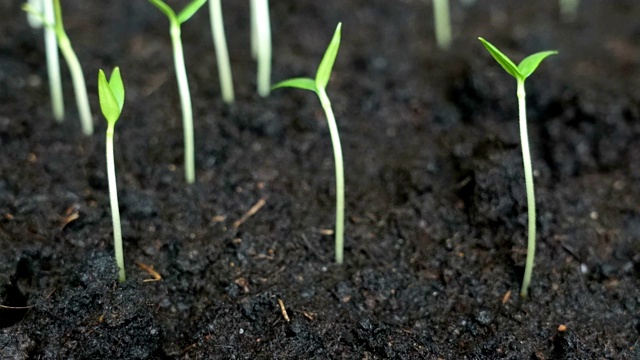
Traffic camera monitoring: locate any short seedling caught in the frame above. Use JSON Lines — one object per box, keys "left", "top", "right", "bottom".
{"left": 23, "top": 0, "right": 92, "bottom": 133}
{"left": 98, "top": 67, "right": 126, "bottom": 282}
{"left": 273, "top": 23, "right": 345, "bottom": 264}
{"left": 431, "top": 0, "right": 452, "bottom": 49}
{"left": 250, "top": 0, "right": 271, "bottom": 97}
{"left": 208, "top": 0, "right": 234, "bottom": 103}
{"left": 478, "top": 37, "right": 557, "bottom": 297}
{"left": 148, "top": 0, "right": 208, "bottom": 184}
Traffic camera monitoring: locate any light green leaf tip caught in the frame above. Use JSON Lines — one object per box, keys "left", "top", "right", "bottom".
{"left": 517, "top": 50, "right": 558, "bottom": 79}
{"left": 272, "top": 78, "right": 318, "bottom": 93}
{"left": 177, "top": 0, "right": 207, "bottom": 23}
{"left": 316, "top": 22, "right": 342, "bottom": 90}
{"left": 478, "top": 37, "right": 520, "bottom": 80}
{"left": 109, "top": 67, "right": 125, "bottom": 112}
{"left": 98, "top": 68, "right": 125, "bottom": 125}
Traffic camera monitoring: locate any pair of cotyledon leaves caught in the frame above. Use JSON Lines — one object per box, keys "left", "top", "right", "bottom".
{"left": 478, "top": 37, "right": 557, "bottom": 81}
{"left": 148, "top": 0, "right": 207, "bottom": 25}
{"left": 98, "top": 67, "right": 124, "bottom": 125}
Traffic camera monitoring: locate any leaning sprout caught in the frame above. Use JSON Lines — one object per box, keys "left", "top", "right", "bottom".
{"left": 98, "top": 67, "right": 126, "bottom": 283}
{"left": 478, "top": 37, "right": 557, "bottom": 298}
{"left": 273, "top": 23, "right": 346, "bottom": 264}
{"left": 148, "top": 0, "right": 207, "bottom": 184}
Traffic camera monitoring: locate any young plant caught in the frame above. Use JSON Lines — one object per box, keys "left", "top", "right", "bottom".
{"left": 273, "top": 23, "right": 345, "bottom": 264}
{"left": 208, "top": 0, "right": 235, "bottom": 103}
{"left": 24, "top": 0, "right": 91, "bottom": 133}
{"left": 432, "top": 0, "right": 452, "bottom": 49}
{"left": 148, "top": 0, "right": 207, "bottom": 184}
{"left": 97, "top": 67, "right": 126, "bottom": 283}
{"left": 250, "top": 0, "right": 271, "bottom": 97}
{"left": 478, "top": 37, "right": 557, "bottom": 298}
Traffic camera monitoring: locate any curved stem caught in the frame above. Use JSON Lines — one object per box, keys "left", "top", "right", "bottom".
{"left": 318, "top": 88, "right": 345, "bottom": 264}
{"left": 107, "top": 123, "right": 125, "bottom": 282}
{"left": 518, "top": 79, "right": 536, "bottom": 298}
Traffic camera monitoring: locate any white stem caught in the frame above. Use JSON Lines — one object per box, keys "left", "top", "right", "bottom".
{"left": 26, "top": 0, "right": 44, "bottom": 28}
{"left": 58, "top": 34, "right": 93, "bottom": 135}
{"left": 250, "top": 0, "right": 258, "bottom": 59}
{"left": 43, "top": 0, "right": 64, "bottom": 121}
{"left": 318, "top": 88, "right": 345, "bottom": 264}
{"left": 170, "top": 23, "right": 195, "bottom": 184}
{"left": 433, "top": 0, "right": 452, "bottom": 49}
{"left": 254, "top": 0, "right": 271, "bottom": 97}
{"left": 517, "top": 79, "right": 536, "bottom": 298}
{"left": 107, "top": 123, "right": 125, "bottom": 282}
{"left": 209, "top": 0, "right": 235, "bottom": 103}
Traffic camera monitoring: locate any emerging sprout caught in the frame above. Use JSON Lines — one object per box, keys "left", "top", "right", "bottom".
{"left": 273, "top": 23, "right": 345, "bottom": 264}
{"left": 432, "top": 0, "right": 452, "bottom": 49}
{"left": 98, "top": 67, "right": 126, "bottom": 283}
{"left": 23, "top": 0, "right": 92, "bottom": 134}
{"left": 478, "top": 37, "right": 557, "bottom": 298}
{"left": 250, "top": 0, "right": 271, "bottom": 97}
{"left": 148, "top": 0, "right": 208, "bottom": 184}
{"left": 208, "top": 0, "right": 235, "bottom": 103}
{"left": 560, "top": 0, "right": 579, "bottom": 22}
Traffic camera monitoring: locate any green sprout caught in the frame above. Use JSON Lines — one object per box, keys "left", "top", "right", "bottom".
{"left": 560, "top": 0, "right": 579, "bottom": 22}
{"left": 250, "top": 0, "right": 271, "bottom": 97}
{"left": 208, "top": 0, "right": 234, "bottom": 103}
{"left": 23, "top": 0, "right": 92, "bottom": 134}
{"left": 148, "top": 0, "right": 208, "bottom": 184}
{"left": 432, "top": 0, "right": 452, "bottom": 49}
{"left": 478, "top": 37, "right": 557, "bottom": 298}
{"left": 98, "top": 67, "right": 126, "bottom": 283}
{"left": 273, "top": 23, "right": 345, "bottom": 264}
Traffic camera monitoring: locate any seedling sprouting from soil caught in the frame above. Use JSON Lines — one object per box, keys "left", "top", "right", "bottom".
{"left": 478, "top": 37, "right": 557, "bottom": 297}
{"left": 209, "top": 0, "right": 234, "bottom": 103}
{"left": 273, "top": 23, "right": 345, "bottom": 264}
{"left": 23, "top": 0, "right": 93, "bottom": 134}
{"left": 431, "top": 0, "right": 452, "bottom": 49}
{"left": 148, "top": 0, "right": 207, "bottom": 184}
{"left": 98, "top": 67, "right": 126, "bottom": 282}
{"left": 250, "top": 0, "right": 271, "bottom": 96}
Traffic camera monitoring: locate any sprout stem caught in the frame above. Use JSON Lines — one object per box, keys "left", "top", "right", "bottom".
{"left": 209, "top": 0, "right": 235, "bottom": 103}
{"left": 106, "top": 122, "right": 125, "bottom": 282}
{"left": 53, "top": 0, "right": 92, "bottom": 135}
{"left": 433, "top": 0, "right": 452, "bottom": 49}
{"left": 517, "top": 79, "right": 536, "bottom": 298}
{"left": 252, "top": 0, "right": 271, "bottom": 97}
{"left": 318, "top": 88, "right": 345, "bottom": 264}
{"left": 170, "top": 23, "right": 196, "bottom": 184}
{"left": 43, "top": 0, "right": 64, "bottom": 122}
{"left": 560, "top": 0, "right": 579, "bottom": 22}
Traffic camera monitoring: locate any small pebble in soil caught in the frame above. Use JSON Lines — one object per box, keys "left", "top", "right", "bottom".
{"left": 580, "top": 263, "right": 588, "bottom": 274}
{"left": 239, "top": 328, "right": 244, "bottom": 335}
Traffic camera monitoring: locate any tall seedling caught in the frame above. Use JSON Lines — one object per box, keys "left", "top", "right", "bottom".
{"left": 97, "top": 67, "right": 126, "bottom": 282}
{"left": 250, "top": 0, "right": 271, "bottom": 97}
{"left": 273, "top": 24, "right": 346, "bottom": 264}
{"left": 148, "top": 0, "right": 208, "bottom": 184}
{"left": 208, "top": 0, "right": 234, "bottom": 103}
{"left": 478, "top": 38, "right": 557, "bottom": 297}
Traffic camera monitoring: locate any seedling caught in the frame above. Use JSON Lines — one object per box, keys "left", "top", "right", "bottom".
{"left": 23, "top": 0, "right": 92, "bottom": 133}
{"left": 208, "top": 0, "right": 234, "bottom": 103}
{"left": 98, "top": 67, "right": 126, "bottom": 282}
{"left": 250, "top": 0, "right": 271, "bottom": 97}
{"left": 148, "top": 0, "right": 208, "bottom": 184}
{"left": 432, "top": 0, "right": 452, "bottom": 49}
{"left": 478, "top": 37, "right": 557, "bottom": 297}
{"left": 560, "top": 0, "right": 579, "bottom": 22}
{"left": 273, "top": 23, "right": 345, "bottom": 264}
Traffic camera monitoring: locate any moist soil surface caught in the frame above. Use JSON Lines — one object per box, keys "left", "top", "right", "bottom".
{"left": 1, "top": 0, "right": 639, "bottom": 358}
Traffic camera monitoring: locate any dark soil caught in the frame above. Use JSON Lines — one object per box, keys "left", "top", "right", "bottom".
{"left": 1, "top": 0, "right": 639, "bottom": 358}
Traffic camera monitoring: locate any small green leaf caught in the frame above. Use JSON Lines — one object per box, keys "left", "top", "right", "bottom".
{"left": 478, "top": 37, "right": 521, "bottom": 80}
{"left": 109, "top": 67, "right": 125, "bottom": 112}
{"left": 517, "top": 50, "right": 558, "bottom": 79}
{"left": 148, "top": 0, "right": 176, "bottom": 21}
{"left": 272, "top": 78, "right": 318, "bottom": 93}
{"left": 98, "top": 70, "right": 121, "bottom": 124}
{"left": 177, "top": 0, "right": 207, "bottom": 23}
{"left": 315, "top": 23, "right": 342, "bottom": 90}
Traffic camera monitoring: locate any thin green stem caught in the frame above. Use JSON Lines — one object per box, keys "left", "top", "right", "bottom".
{"left": 43, "top": 0, "right": 64, "bottom": 121}
{"left": 106, "top": 123, "right": 125, "bottom": 282}
{"left": 433, "top": 0, "right": 452, "bottom": 49}
{"left": 170, "top": 23, "right": 196, "bottom": 184}
{"left": 53, "top": 0, "right": 92, "bottom": 135}
{"left": 209, "top": 0, "right": 235, "bottom": 103}
{"left": 517, "top": 79, "right": 536, "bottom": 298}
{"left": 254, "top": 0, "right": 271, "bottom": 97}
{"left": 318, "top": 88, "right": 345, "bottom": 264}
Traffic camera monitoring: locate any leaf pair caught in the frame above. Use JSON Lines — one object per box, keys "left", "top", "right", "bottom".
{"left": 478, "top": 37, "right": 557, "bottom": 81}
{"left": 272, "top": 23, "right": 342, "bottom": 93}
{"left": 98, "top": 68, "right": 125, "bottom": 124}
{"left": 149, "top": 0, "right": 207, "bottom": 25}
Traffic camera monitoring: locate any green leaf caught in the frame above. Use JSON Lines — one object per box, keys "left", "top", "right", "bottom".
{"left": 272, "top": 78, "right": 317, "bottom": 93}
{"left": 315, "top": 23, "right": 342, "bottom": 90}
{"left": 177, "top": 0, "right": 207, "bottom": 23}
{"left": 478, "top": 37, "right": 521, "bottom": 80}
{"left": 517, "top": 50, "right": 558, "bottom": 79}
{"left": 148, "top": 0, "right": 176, "bottom": 21}
{"left": 109, "top": 67, "right": 125, "bottom": 112}
{"left": 98, "top": 70, "right": 121, "bottom": 124}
